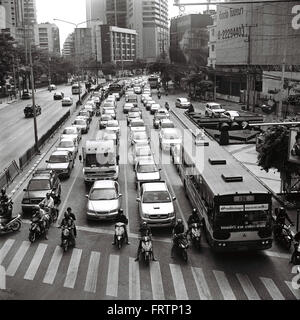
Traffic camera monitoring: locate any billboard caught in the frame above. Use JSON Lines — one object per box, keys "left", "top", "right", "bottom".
{"left": 288, "top": 128, "right": 300, "bottom": 164}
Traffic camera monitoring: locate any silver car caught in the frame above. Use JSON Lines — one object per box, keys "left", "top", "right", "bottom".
{"left": 55, "top": 138, "right": 78, "bottom": 160}
{"left": 86, "top": 180, "right": 122, "bottom": 220}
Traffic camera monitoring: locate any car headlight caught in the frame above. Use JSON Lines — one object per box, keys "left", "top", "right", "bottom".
{"left": 169, "top": 211, "right": 175, "bottom": 217}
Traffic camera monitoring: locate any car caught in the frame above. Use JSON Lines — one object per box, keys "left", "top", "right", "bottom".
{"left": 223, "top": 110, "right": 240, "bottom": 120}
{"left": 99, "top": 114, "right": 113, "bottom": 129}
{"left": 130, "top": 131, "right": 149, "bottom": 145}
{"left": 159, "top": 128, "right": 182, "bottom": 151}
{"left": 123, "top": 102, "right": 135, "bottom": 114}
{"left": 175, "top": 97, "right": 191, "bottom": 109}
{"left": 55, "top": 138, "right": 78, "bottom": 160}
{"left": 150, "top": 103, "right": 161, "bottom": 115}
{"left": 53, "top": 92, "right": 64, "bottom": 100}
{"left": 102, "top": 109, "right": 116, "bottom": 119}
{"left": 129, "top": 119, "right": 146, "bottom": 133}
{"left": 143, "top": 89, "right": 151, "bottom": 96}
{"left": 111, "top": 92, "right": 120, "bottom": 101}
{"left": 62, "top": 96, "right": 73, "bottom": 106}
{"left": 61, "top": 126, "right": 81, "bottom": 144}
{"left": 153, "top": 113, "right": 169, "bottom": 129}
{"left": 21, "top": 168, "right": 61, "bottom": 214}
{"left": 48, "top": 84, "right": 56, "bottom": 91}
{"left": 135, "top": 159, "right": 161, "bottom": 187}
{"left": 46, "top": 150, "right": 74, "bottom": 178}
{"left": 21, "top": 91, "right": 32, "bottom": 100}
{"left": 83, "top": 104, "right": 95, "bottom": 116}
{"left": 159, "top": 119, "right": 175, "bottom": 130}
{"left": 91, "top": 96, "right": 101, "bottom": 107}
{"left": 136, "top": 181, "right": 176, "bottom": 227}
{"left": 127, "top": 111, "right": 142, "bottom": 125}
{"left": 105, "top": 120, "right": 120, "bottom": 134}
{"left": 125, "top": 94, "right": 138, "bottom": 106}
{"left": 141, "top": 93, "right": 150, "bottom": 103}
{"left": 132, "top": 144, "right": 154, "bottom": 167}
{"left": 145, "top": 100, "right": 156, "bottom": 111}
{"left": 134, "top": 86, "right": 142, "bottom": 94}
{"left": 86, "top": 180, "right": 122, "bottom": 220}
{"left": 78, "top": 110, "right": 92, "bottom": 123}
{"left": 205, "top": 102, "right": 226, "bottom": 118}
{"left": 143, "top": 96, "right": 152, "bottom": 106}
{"left": 102, "top": 100, "right": 116, "bottom": 109}
{"left": 24, "top": 104, "right": 41, "bottom": 118}
{"left": 72, "top": 117, "right": 89, "bottom": 134}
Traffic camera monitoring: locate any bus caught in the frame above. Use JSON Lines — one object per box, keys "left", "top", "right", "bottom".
{"left": 108, "top": 81, "right": 124, "bottom": 100}
{"left": 171, "top": 133, "right": 273, "bottom": 251}
{"left": 148, "top": 75, "right": 160, "bottom": 89}
{"left": 71, "top": 83, "right": 82, "bottom": 95}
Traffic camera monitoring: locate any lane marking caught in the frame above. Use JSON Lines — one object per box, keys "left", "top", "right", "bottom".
{"left": 260, "top": 277, "right": 285, "bottom": 300}
{"left": 24, "top": 243, "right": 47, "bottom": 281}
{"left": 6, "top": 241, "right": 30, "bottom": 277}
{"left": 150, "top": 261, "right": 165, "bottom": 300}
{"left": 169, "top": 264, "right": 188, "bottom": 300}
{"left": 285, "top": 281, "right": 300, "bottom": 300}
{"left": 213, "top": 270, "right": 236, "bottom": 300}
{"left": 236, "top": 273, "right": 261, "bottom": 300}
{"left": 123, "top": 164, "right": 131, "bottom": 233}
{"left": 0, "top": 239, "right": 15, "bottom": 265}
{"left": 64, "top": 248, "right": 82, "bottom": 289}
{"left": 84, "top": 251, "right": 100, "bottom": 293}
{"left": 43, "top": 246, "right": 63, "bottom": 285}
{"left": 106, "top": 254, "right": 119, "bottom": 297}
{"left": 129, "top": 257, "right": 141, "bottom": 300}
{"left": 0, "top": 265, "right": 5, "bottom": 290}
{"left": 191, "top": 267, "right": 212, "bottom": 300}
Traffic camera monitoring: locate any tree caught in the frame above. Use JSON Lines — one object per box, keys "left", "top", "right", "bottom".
{"left": 0, "top": 33, "right": 17, "bottom": 87}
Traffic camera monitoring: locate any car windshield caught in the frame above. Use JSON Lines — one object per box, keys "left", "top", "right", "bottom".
{"left": 143, "top": 191, "right": 171, "bottom": 203}
{"left": 125, "top": 104, "right": 133, "bottom": 108}
{"left": 90, "top": 188, "right": 117, "bottom": 200}
{"left": 63, "top": 128, "right": 76, "bottom": 134}
{"left": 162, "top": 123, "right": 174, "bottom": 128}
{"left": 131, "top": 121, "right": 144, "bottom": 127}
{"left": 101, "top": 115, "right": 111, "bottom": 120}
{"left": 58, "top": 141, "right": 74, "bottom": 148}
{"left": 129, "top": 112, "right": 140, "bottom": 118}
{"left": 27, "top": 179, "right": 50, "bottom": 191}
{"left": 163, "top": 131, "right": 180, "bottom": 139}
{"left": 151, "top": 104, "right": 159, "bottom": 108}
{"left": 136, "top": 148, "right": 151, "bottom": 156}
{"left": 107, "top": 121, "right": 118, "bottom": 127}
{"left": 180, "top": 98, "right": 188, "bottom": 103}
{"left": 74, "top": 120, "right": 86, "bottom": 125}
{"left": 49, "top": 154, "right": 68, "bottom": 163}
{"left": 103, "top": 133, "right": 116, "bottom": 140}
{"left": 103, "top": 103, "right": 114, "bottom": 108}
{"left": 138, "top": 164, "right": 157, "bottom": 173}
{"left": 133, "top": 132, "right": 148, "bottom": 139}
{"left": 104, "top": 110, "right": 114, "bottom": 114}
{"left": 211, "top": 105, "right": 221, "bottom": 109}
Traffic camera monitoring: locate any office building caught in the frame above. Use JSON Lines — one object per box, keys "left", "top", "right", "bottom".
{"left": 37, "top": 23, "right": 60, "bottom": 55}
{"left": 62, "top": 32, "right": 75, "bottom": 58}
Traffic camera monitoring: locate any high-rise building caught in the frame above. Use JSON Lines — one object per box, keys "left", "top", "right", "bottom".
{"left": 62, "top": 32, "right": 75, "bottom": 58}
{"left": 37, "top": 23, "right": 60, "bottom": 55}
{"left": 74, "top": 28, "right": 93, "bottom": 65}
{"left": 127, "top": 0, "right": 169, "bottom": 62}
{"left": 86, "top": 0, "right": 106, "bottom": 28}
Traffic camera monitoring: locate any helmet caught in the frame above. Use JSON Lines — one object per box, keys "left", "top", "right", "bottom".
{"left": 142, "top": 221, "right": 148, "bottom": 227}
{"left": 279, "top": 207, "right": 285, "bottom": 214}
{"left": 67, "top": 207, "right": 72, "bottom": 212}
{"left": 39, "top": 203, "right": 44, "bottom": 208}
{"left": 177, "top": 218, "right": 183, "bottom": 224}
{"left": 46, "top": 192, "right": 51, "bottom": 197}
{"left": 192, "top": 208, "right": 197, "bottom": 214}
{"left": 119, "top": 208, "right": 124, "bottom": 214}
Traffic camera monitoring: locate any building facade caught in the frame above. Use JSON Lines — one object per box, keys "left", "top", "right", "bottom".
{"left": 170, "top": 13, "right": 212, "bottom": 66}
{"left": 37, "top": 23, "right": 60, "bottom": 55}
{"left": 74, "top": 28, "right": 93, "bottom": 64}
{"left": 207, "top": 13, "right": 216, "bottom": 68}
{"left": 62, "top": 32, "right": 75, "bottom": 58}
{"left": 127, "top": 0, "right": 169, "bottom": 62}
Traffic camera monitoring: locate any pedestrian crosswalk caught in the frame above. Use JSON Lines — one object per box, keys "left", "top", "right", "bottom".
{"left": 0, "top": 238, "right": 299, "bottom": 300}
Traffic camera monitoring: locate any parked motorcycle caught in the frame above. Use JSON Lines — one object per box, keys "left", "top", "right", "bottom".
{"left": 274, "top": 223, "right": 293, "bottom": 250}
{"left": 61, "top": 226, "right": 75, "bottom": 252}
{"left": 141, "top": 235, "right": 153, "bottom": 263}
{"left": 114, "top": 222, "right": 125, "bottom": 249}
{"left": 173, "top": 233, "right": 189, "bottom": 262}
{"left": 189, "top": 223, "right": 202, "bottom": 249}
{"left": 0, "top": 214, "right": 22, "bottom": 234}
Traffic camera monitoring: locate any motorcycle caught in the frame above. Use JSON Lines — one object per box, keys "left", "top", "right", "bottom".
{"left": 28, "top": 214, "right": 49, "bottom": 243}
{"left": 0, "top": 199, "right": 13, "bottom": 216}
{"left": 165, "top": 103, "right": 170, "bottom": 111}
{"left": 114, "top": 222, "right": 125, "bottom": 249}
{"left": 0, "top": 214, "right": 22, "bottom": 234}
{"left": 50, "top": 189, "right": 61, "bottom": 206}
{"left": 61, "top": 226, "right": 75, "bottom": 252}
{"left": 189, "top": 223, "right": 202, "bottom": 249}
{"left": 291, "top": 242, "right": 300, "bottom": 265}
{"left": 173, "top": 233, "right": 189, "bottom": 262}
{"left": 141, "top": 235, "right": 153, "bottom": 263}
{"left": 274, "top": 223, "right": 293, "bottom": 250}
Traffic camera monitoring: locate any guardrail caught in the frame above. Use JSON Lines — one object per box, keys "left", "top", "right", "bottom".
{"left": 0, "top": 160, "right": 20, "bottom": 190}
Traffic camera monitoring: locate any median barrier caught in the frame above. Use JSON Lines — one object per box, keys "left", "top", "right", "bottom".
{"left": 0, "top": 160, "right": 20, "bottom": 189}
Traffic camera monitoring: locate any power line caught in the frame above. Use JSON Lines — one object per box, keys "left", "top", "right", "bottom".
{"left": 174, "top": 1, "right": 298, "bottom": 5}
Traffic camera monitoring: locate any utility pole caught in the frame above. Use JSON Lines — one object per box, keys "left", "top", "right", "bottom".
{"left": 48, "top": 55, "right": 52, "bottom": 88}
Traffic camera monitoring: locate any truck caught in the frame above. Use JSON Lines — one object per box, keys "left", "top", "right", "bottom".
{"left": 81, "top": 140, "right": 119, "bottom": 183}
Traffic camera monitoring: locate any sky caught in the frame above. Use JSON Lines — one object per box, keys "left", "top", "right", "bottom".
{"left": 36, "top": 0, "right": 210, "bottom": 50}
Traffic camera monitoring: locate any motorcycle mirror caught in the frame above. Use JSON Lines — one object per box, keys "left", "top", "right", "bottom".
{"left": 119, "top": 194, "right": 122, "bottom": 197}
{"left": 45, "top": 160, "right": 49, "bottom": 163}
{"left": 173, "top": 197, "right": 177, "bottom": 201}
{"left": 23, "top": 189, "right": 27, "bottom": 191}
{"left": 136, "top": 198, "right": 141, "bottom": 202}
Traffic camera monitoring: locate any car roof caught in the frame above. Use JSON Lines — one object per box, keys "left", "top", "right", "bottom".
{"left": 178, "top": 97, "right": 188, "bottom": 101}
{"left": 207, "top": 102, "right": 221, "bottom": 107}
{"left": 64, "top": 126, "right": 77, "bottom": 131}
{"left": 138, "top": 159, "right": 156, "bottom": 165}
{"left": 59, "top": 138, "right": 75, "bottom": 143}
{"left": 161, "top": 128, "right": 180, "bottom": 134}
{"left": 92, "top": 180, "right": 116, "bottom": 189}
{"left": 143, "top": 182, "right": 167, "bottom": 192}
{"left": 51, "top": 150, "right": 70, "bottom": 156}
{"left": 161, "top": 119, "right": 173, "bottom": 123}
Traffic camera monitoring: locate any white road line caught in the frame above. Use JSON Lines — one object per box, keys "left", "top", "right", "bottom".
{"left": 106, "top": 254, "right": 119, "bottom": 297}
{"left": 285, "top": 281, "right": 300, "bottom": 300}
{"left": 236, "top": 273, "right": 261, "bottom": 300}
{"left": 43, "top": 246, "right": 63, "bottom": 285}
{"left": 191, "top": 267, "right": 212, "bottom": 300}
{"left": 213, "top": 270, "right": 236, "bottom": 300}
{"left": 169, "top": 264, "right": 188, "bottom": 300}
{"left": 129, "top": 257, "right": 141, "bottom": 300}
{"left": 263, "top": 251, "right": 290, "bottom": 260}
{"left": 260, "top": 277, "right": 285, "bottom": 300}
{"left": 24, "top": 243, "right": 47, "bottom": 281}
{"left": 0, "top": 265, "right": 5, "bottom": 290}
{"left": 150, "top": 261, "right": 165, "bottom": 300}
{"left": 84, "top": 251, "right": 101, "bottom": 293}
{"left": 0, "top": 239, "right": 15, "bottom": 265}
{"left": 123, "top": 165, "right": 131, "bottom": 234}
{"left": 6, "top": 241, "right": 30, "bottom": 277}
{"left": 63, "top": 248, "right": 82, "bottom": 289}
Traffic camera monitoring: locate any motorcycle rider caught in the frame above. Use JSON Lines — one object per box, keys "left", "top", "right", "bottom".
{"left": 0, "top": 188, "right": 12, "bottom": 223}
{"left": 165, "top": 102, "right": 170, "bottom": 111}
{"left": 66, "top": 207, "right": 77, "bottom": 238}
{"left": 59, "top": 211, "right": 76, "bottom": 247}
{"left": 135, "top": 222, "right": 156, "bottom": 261}
{"left": 171, "top": 219, "right": 186, "bottom": 258}
{"left": 32, "top": 207, "right": 49, "bottom": 240}
{"left": 39, "top": 192, "right": 55, "bottom": 219}
{"left": 290, "top": 231, "right": 300, "bottom": 264}
{"left": 112, "top": 209, "right": 130, "bottom": 245}
{"left": 157, "top": 90, "right": 161, "bottom": 99}
{"left": 274, "top": 207, "right": 294, "bottom": 236}
{"left": 187, "top": 209, "right": 202, "bottom": 239}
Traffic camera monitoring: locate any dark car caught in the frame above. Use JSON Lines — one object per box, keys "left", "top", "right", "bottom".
{"left": 21, "top": 91, "right": 32, "bottom": 100}
{"left": 53, "top": 92, "right": 64, "bottom": 100}
{"left": 21, "top": 168, "right": 61, "bottom": 214}
{"left": 24, "top": 104, "right": 41, "bottom": 118}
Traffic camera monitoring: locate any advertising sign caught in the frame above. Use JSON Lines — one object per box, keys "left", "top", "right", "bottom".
{"left": 219, "top": 205, "right": 243, "bottom": 212}
{"left": 288, "top": 128, "right": 300, "bottom": 164}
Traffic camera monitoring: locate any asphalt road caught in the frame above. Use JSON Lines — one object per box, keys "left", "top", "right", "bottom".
{"left": 0, "top": 84, "right": 78, "bottom": 169}
{"left": 0, "top": 90, "right": 299, "bottom": 300}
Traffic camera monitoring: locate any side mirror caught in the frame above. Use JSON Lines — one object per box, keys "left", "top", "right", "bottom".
{"left": 85, "top": 195, "right": 89, "bottom": 198}
{"left": 45, "top": 160, "right": 49, "bottom": 163}
{"left": 173, "top": 197, "right": 177, "bottom": 201}
{"left": 23, "top": 189, "right": 27, "bottom": 192}
{"left": 136, "top": 198, "right": 141, "bottom": 202}
{"left": 159, "top": 168, "right": 162, "bottom": 171}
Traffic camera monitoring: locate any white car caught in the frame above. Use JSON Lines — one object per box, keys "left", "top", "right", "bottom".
{"left": 102, "top": 109, "right": 116, "bottom": 119}
{"left": 129, "top": 119, "right": 146, "bottom": 133}
{"left": 159, "top": 119, "right": 175, "bottom": 130}
{"left": 159, "top": 128, "right": 182, "bottom": 151}
{"left": 62, "top": 96, "right": 73, "bottom": 106}
{"left": 130, "top": 131, "right": 149, "bottom": 145}
{"left": 205, "top": 102, "right": 226, "bottom": 118}
{"left": 175, "top": 97, "right": 191, "bottom": 109}
{"left": 135, "top": 159, "right": 161, "bottom": 186}
{"left": 223, "top": 110, "right": 240, "bottom": 120}
{"left": 61, "top": 126, "right": 81, "bottom": 144}
{"left": 56, "top": 138, "right": 78, "bottom": 160}
{"left": 105, "top": 120, "right": 120, "bottom": 134}
{"left": 83, "top": 104, "right": 95, "bottom": 116}
{"left": 133, "top": 145, "right": 154, "bottom": 167}
{"left": 72, "top": 117, "right": 89, "bottom": 134}
{"left": 150, "top": 103, "right": 161, "bottom": 115}
{"left": 102, "top": 100, "right": 116, "bottom": 109}
{"left": 136, "top": 181, "right": 176, "bottom": 227}
{"left": 123, "top": 102, "right": 135, "bottom": 114}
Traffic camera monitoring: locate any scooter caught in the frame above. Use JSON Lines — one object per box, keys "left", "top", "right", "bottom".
{"left": 189, "top": 223, "right": 202, "bottom": 249}
{"left": 28, "top": 215, "right": 49, "bottom": 243}
{"left": 173, "top": 233, "right": 189, "bottom": 262}
{"left": 61, "top": 226, "right": 75, "bottom": 252}
{"left": 114, "top": 222, "right": 125, "bottom": 249}
{"left": 141, "top": 235, "right": 153, "bottom": 263}
{"left": 0, "top": 214, "right": 22, "bottom": 234}
{"left": 274, "top": 223, "right": 293, "bottom": 250}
